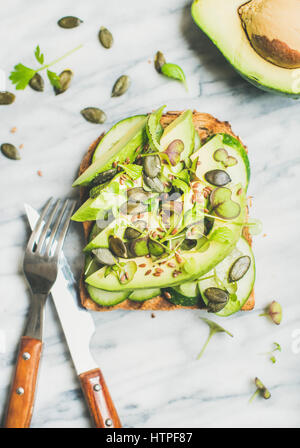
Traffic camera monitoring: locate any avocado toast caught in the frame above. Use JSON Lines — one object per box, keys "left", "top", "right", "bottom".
{"left": 72, "top": 107, "right": 255, "bottom": 314}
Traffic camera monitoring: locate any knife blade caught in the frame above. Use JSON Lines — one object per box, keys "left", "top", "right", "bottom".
{"left": 24, "top": 203, "right": 122, "bottom": 428}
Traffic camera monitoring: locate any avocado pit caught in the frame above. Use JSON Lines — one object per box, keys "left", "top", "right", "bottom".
{"left": 239, "top": 0, "right": 300, "bottom": 69}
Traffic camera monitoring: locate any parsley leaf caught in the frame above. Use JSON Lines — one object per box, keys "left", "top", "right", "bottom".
{"left": 47, "top": 70, "right": 61, "bottom": 89}
{"left": 9, "top": 64, "right": 36, "bottom": 90}
{"left": 34, "top": 45, "right": 44, "bottom": 65}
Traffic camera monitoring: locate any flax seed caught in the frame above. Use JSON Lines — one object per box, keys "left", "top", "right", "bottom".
{"left": 171, "top": 228, "right": 177, "bottom": 235}
{"left": 155, "top": 268, "right": 163, "bottom": 274}
{"left": 164, "top": 291, "right": 172, "bottom": 299}
{"left": 112, "top": 161, "right": 117, "bottom": 168}
{"left": 175, "top": 253, "right": 183, "bottom": 264}
{"left": 145, "top": 269, "right": 152, "bottom": 275}
{"left": 167, "top": 262, "right": 176, "bottom": 268}
{"left": 152, "top": 231, "right": 157, "bottom": 238}
{"left": 139, "top": 263, "right": 146, "bottom": 268}
{"left": 125, "top": 157, "right": 130, "bottom": 164}
{"left": 237, "top": 188, "right": 243, "bottom": 196}
{"left": 153, "top": 272, "right": 161, "bottom": 277}
{"left": 124, "top": 271, "right": 129, "bottom": 280}
{"left": 37, "top": 170, "right": 43, "bottom": 177}
{"left": 120, "top": 274, "right": 126, "bottom": 282}
{"left": 172, "top": 271, "right": 178, "bottom": 278}
{"left": 157, "top": 227, "right": 164, "bottom": 232}
{"left": 19, "top": 144, "right": 24, "bottom": 149}
{"left": 10, "top": 126, "right": 17, "bottom": 133}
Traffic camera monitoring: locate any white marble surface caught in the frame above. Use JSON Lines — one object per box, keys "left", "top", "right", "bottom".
{"left": 0, "top": 0, "right": 300, "bottom": 428}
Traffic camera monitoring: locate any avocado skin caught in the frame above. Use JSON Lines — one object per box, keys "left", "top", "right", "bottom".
{"left": 191, "top": 0, "right": 300, "bottom": 98}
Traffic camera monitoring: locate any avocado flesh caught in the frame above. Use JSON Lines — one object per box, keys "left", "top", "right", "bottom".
{"left": 191, "top": 0, "right": 300, "bottom": 97}
{"left": 85, "top": 188, "right": 246, "bottom": 291}
{"left": 160, "top": 110, "right": 195, "bottom": 162}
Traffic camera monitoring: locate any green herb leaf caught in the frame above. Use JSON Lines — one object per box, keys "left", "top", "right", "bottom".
{"left": 173, "top": 178, "right": 190, "bottom": 195}
{"left": 120, "top": 163, "right": 143, "bottom": 180}
{"left": 47, "top": 69, "right": 61, "bottom": 89}
{"left": 273, "top": 342, "right": 281, "bottom": 352}
{"left": 197, "top": 318, "right": 233, "bottom": 360}
{"left": 9, "top": 64, "right": 36, "bottom": 90}
{"left": 210, "top": 227, "right": 234, "bottom": 244}
{"left": 34, "top": 45, "right": 44, "bottom": 65}
{"left": 161, "top": 63, "right": 187, "bottom": 90}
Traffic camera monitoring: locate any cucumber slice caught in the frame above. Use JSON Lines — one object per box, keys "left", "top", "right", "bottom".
{"left": 73, "top": 116, "right": 147, "bottom": 186}
{"left": 129, "top": 288, "right": 161, "bottom": 302}
{"left": 164, "top": 286, "right": 201, "bottom": 306}
{"left": 175, "top": 281, "right": 200, "bottom": 298}
{"left": 84, "top": 255, "right": 130, "bottom": 306}
{"left": 198, "top": 237, "right": 255, "bottom": 317}
{"left": 87, "top": 284, "right": 130, "bottom": 307}
{"left": 93, "top": 115, "right": 147, "bottom": 161}
{"left": 191, "top": 133, "right": 250, "bottom": 191}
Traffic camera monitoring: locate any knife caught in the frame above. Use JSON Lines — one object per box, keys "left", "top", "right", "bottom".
{"left": 24, "top": 204, "right": 122, "bottom": 429}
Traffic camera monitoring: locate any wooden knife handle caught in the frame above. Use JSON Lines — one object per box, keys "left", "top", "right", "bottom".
{"left": 4, "top": 336, "right": 42, "bottom": 428}
{"left": 79, "top": 368, "right": 122, "bottom": 428}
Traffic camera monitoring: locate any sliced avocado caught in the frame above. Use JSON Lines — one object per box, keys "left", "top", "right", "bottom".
{"left": 129, "top": 288, "right": 161, "bottom": 302}
{"left": 73, "top": 116, "right": 147, "bottom": 186}
{"left": 84, "top": 218, "right": 127, "bottom": 251}
{"left": 85, "top": 187, "right": 247, "bottom": 291}
{"left": 160, "top": 110, "right": 195, "bottom": 163}
{"left": 198, "top": 237, "right": 255, "bottom": 316}
{"left": 72, "top": 174, "right": 129, "bottom": 222}
{"left": 191, "top": 0, "right": 300, "bottom": 97}
{"left": 191, "top": 133, "right": 250, "bottom": 190}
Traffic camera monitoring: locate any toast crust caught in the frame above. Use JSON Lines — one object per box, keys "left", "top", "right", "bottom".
{"left": 77, "top": 111, "right": 255, "bottom": 312}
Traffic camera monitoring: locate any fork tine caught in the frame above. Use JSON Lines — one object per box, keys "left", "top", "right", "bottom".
{"left": 26, "top": 198, "right": 53, "bottom": 252}
{"left": 36, "top": 199, "right": 61, "bottom": 254}
{"left": 52, "top": 200, "right": 76, "bottom": 259}
{"left": 45, "top": 199, "right": 69, "bottom": 256}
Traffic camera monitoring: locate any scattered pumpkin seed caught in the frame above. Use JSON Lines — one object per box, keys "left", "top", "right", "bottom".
{"left": 129, "top": 237, "right": 149, "bottom": 257}
{"left": 90, "top": 168, "right": 118, "bottom": 188}
{"left": 54, "top": 69, "right": 73, "bottom": 95}
{"left": 204, "top": 287, "right": 229, "bottom": 304}
{"left": 204, "top": 169, "right": 231, "bottom": 187}
{"left": 154, "top": 51, "right": 166, "bottom": 73}
{"left": 143, "top": 175, "right": 164, "bottom": 193}
{"left": 148, "top": 239, "right": 165, "bottom": 257}
{"left": 0, "top": 91, "right": 15, "bottom": 105}
{"left": 111, "top": 75, "right": 130, "bottom": 97}
{"left": 57, "top": 16, "right": 83, "bottom": 29}
{"left": 109, "top": 236, "right": 128, "bottom": 258}
{"left": 29, "top": 73, "right": 44, "bottom": 92}
{"left": 127, "top": 187, "right": 151, "bottom": 202}
{"left": 99, "top": 26, "right": 113, "bottom": 49}
{"left": 143, "top": 154, "right": 161, "bottom": 178}
{"left": 121, "top": 201, "right": 147, "bottom": 215}
{"left": 1, "top": 143, "right": 20, "bottom": 160}
{"left": 228, "top": 256, "right": 251, "bottom": 282}
{"left": 81, "top": 107, "right": 107, "bottom": 124}
{"left": 124, "top": 226, "right": 142, "bottom": 240}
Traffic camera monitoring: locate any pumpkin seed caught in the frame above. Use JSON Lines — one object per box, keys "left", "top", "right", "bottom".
{"left": 54, "top": 69, "right": 73, "bottom": 95}
{"left": 90, "top": 168, "right": 118, "bottom": 187}
{"left": 143, "top": 175, "right": 164, "bottom": 193}
{"left": 129, "top": 237, "right": 149, "bottom": 257}
{"left": 29, "top": 73, "right": 44, "bottom": 92}
{"left": 124, "top": 227, "right": 142, "bottom": 240}
{"left": 0, "top": 91, "right": 15, "bottom": 105}
{"left": 148, "top": 239, "right": 165, "bottom": 257}
{"left": 121, "top": 201, "right": 147, "bottom": 215}
{"left": 164, "top": 139, "right": 184, "bottom": 166}
{"left": 228, "top": 255, "right": 251, "bottom": 282}
{"left": 109, "top": 236, "right": 128, "bottom": 258}
{"left": 207, "top": 302, "right": 227, "bottom": 313}
{"left": 127, "top": 187, "right": 151, "bottom": 203}
{"left": 92, "top": 248, "right": 117, "bottom": 265}
{"left": 204, "top": 287, "right": 229, "bottom": 304}
{"left": 204, "top": 169, "right": 231, "bottom": 187}
{"left": 143, "top": 154, "right": 161, "bottom": 178}
{"left": 57, "top": 16, "right": 83, "bottom": 29}
{"left": 111, "top": 75, "right": 130, "bottom": 97}
{"left": 181, "top": 239, "right": 197, "bottom": 250}
{"left": 81, "top": 107, "right": 107, "bottom": 124}
{"left": 99, "top": 26, "right": 113, "bottom": 49}
{"left": 154, "top": 51, "right": 166, "bottom": 73}
{"left": 1, "top": 143, "right": 20, "bottom": 160}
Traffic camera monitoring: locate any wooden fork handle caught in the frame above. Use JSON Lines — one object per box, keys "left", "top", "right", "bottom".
{"left": 4, "top": 336, "right": 42, "bottom": 428}
{"left": 79, "top": 368, "right": 122, "bottom": 428}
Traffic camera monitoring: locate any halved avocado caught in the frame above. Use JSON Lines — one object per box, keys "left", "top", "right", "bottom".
{"left": 191, "top": 0, "right": 300, "bottom": 97}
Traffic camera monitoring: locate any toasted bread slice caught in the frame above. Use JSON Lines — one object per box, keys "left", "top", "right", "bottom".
{"left": 77, "top": 111, "right": 255, "bottom": 311}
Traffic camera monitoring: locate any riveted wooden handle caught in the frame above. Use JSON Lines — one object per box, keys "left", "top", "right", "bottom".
{"left": 4, "top": 336, "right": 42, "bottom": 428}
{"left": 79, "top": 368, "right": 122, "bottom": 428}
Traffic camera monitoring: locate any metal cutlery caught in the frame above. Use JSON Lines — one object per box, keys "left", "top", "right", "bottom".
{"left": 24, "top": 203, "right": 122, "bottom": 429}
{"left": 4, "top": 198, "right": 76, "bottom": 428}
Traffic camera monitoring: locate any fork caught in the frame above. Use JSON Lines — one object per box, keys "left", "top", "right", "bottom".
{"left": 4, "top": 198, "right": 76, "bottom": 428}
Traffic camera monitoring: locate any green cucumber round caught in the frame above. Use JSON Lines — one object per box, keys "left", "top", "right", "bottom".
{"left": 129, "top": 288, "right": 161, "bottom": 302}
{"left": 164, "top": 283, "right": 201, "bottom": 307}
{"left": 87, "top": 284, "right": 130, "bottom": 306}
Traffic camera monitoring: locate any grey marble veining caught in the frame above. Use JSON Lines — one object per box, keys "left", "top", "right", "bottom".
{"left": 0, "top": 0, "right": 300, "bottom": 428}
